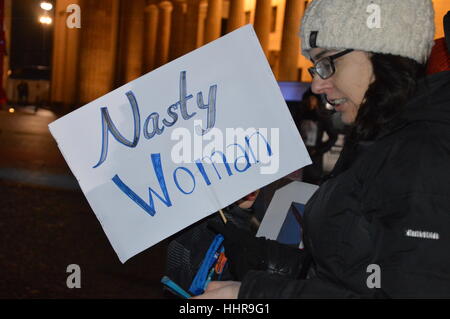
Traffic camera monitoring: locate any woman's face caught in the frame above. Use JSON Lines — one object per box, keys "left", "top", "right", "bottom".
{"left": 309, "top": 48, "right": 375, "bottom": 124}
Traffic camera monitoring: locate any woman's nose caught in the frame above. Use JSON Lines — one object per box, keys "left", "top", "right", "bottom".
{"left": 311, "top": 76, "right": 333, "bottom": 95}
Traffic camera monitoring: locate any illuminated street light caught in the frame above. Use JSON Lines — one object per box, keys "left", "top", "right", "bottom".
{"left": 40, "top": 2, "right": 53, "bottom": 11}
{"left": 9, "top": 108, "right": 15, "bottom": 113}
{"left": 39, "top": 15, "right": 52, "bottom": 25}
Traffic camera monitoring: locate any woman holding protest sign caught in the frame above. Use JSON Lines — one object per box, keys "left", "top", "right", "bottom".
{"left": 194, "top": 0, "right": 450, "bottom": 298}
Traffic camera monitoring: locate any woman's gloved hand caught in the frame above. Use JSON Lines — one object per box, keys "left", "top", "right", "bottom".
{"left": 207, "top": 220, "right": 268, "bottom": 280}
{"left": 208, "top": 219, "right": 308, "bottom": 280}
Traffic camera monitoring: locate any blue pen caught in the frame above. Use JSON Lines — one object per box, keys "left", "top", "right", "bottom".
{"left": 161, "top": 276, "right": 192, "bottom": 299}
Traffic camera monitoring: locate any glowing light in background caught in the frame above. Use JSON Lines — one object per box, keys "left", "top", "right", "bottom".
{"left": 40, "top": 2, "right": 53, "bottom": 11}
{"left": 8, "top": 108, "right": 15, "bottom": 113}
{"left": 39, "top": 16, "right": 52, "bottom": 25}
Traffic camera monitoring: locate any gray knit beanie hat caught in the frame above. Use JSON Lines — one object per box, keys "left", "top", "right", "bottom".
{"left": 300, "top": 0, "right": 435, "bottom": 64}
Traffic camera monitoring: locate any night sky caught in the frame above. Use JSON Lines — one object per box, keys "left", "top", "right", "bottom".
{"left": 10, "top": 0, "right": 54, "bottom": 71}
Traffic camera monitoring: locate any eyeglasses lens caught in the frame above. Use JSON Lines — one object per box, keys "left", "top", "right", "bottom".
{"left": 316, "top": 59, "right": 333, "bottom": 79}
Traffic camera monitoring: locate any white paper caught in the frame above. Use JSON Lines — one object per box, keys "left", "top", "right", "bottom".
{"left": 257, "top": 181, "right": 318, "bottom": 247}
{"left": 49, "top": 25, "right": 311, "bottom": 263}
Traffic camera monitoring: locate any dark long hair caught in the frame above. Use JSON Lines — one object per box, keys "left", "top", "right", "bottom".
{"left": 349, "top": 53, "right": 426, "bottom": 143}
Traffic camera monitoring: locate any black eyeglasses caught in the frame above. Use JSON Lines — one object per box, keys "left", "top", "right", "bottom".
{"left": 308, "top": 49, "right": 354, "bottom": 80}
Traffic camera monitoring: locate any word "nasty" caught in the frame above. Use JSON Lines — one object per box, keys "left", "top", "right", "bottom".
{"left": 93, "top": 71, "right": 217, "bottom": 168}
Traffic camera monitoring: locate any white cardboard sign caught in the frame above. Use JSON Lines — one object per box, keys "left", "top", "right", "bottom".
{"left": 49, "top": 25, "right": 311, "bottom": 263}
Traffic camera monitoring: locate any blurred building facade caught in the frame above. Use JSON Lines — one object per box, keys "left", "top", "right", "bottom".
{"left": 27, "top": 0, "right": 450, "bottom": 111}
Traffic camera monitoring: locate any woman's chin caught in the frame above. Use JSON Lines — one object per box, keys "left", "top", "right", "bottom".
{"left": 335, "top": 102, "right": 358, "bottom": 124}
{"left": 339, "top": 110, "right": 355, "bottom": 125}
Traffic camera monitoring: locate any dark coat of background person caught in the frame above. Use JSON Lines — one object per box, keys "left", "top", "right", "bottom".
{"left": 237, "top": 70, "right": 450, "bottom": 298}
{"left": 293, "top": 92, "right": 338, "bottom": 184}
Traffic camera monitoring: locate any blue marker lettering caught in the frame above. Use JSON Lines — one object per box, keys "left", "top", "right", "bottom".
{"left": 196, "top": 84, "right": 217, "bottom": 135}
{"left": 173, "top": 167, "right": 196, "bottom": 195}
{"left": 226, "top": 143, "right": 251, "bottom": 172}
{"left": 111, "top": 153, "right": 172, "bottom": 217}
{"left": 178, "top": 71, "right": 196, "bottom": 120}
{"left": 162, "top": 103, "right": 179, "bottom": 127}
{"left": 245, "top": 131, "right": 273, "bottom": 164}
{"left": 93, "top": 91, "right": 141, "bottom": 168}
{"left": 144, "top": 112, "right": 165, "bottom": 139}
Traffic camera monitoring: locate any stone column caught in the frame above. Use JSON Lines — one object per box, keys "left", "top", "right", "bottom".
{"left": 143, "top": 4, "right": 159, "bottom": 72}
{"left": 434, "top": 0, "right": 449, "bottom": 39}
{"left": 50, "top": 0, "right": 81, "bottom": 110}
{"left": 254, "top": 0, "right": 272, "bottom": 57}
{"left": 118, "top": 0, "right": 146, "bottom": 83}
{"left": 196, "top": 0, "right": 208, "bottom": 47}
{"left": 155, "top": 1, "right": 174, "bottom": 68}
{"left": 204, "top": 0, "right": 222, "bottom": 44}
{"left": 227, "top": 0, "right": 245, "bottom": 33}
{"left": 169, "top": 0, "right": 187, "bottom": 60}
{"left": 77, "top": 0, "right": 120, "bottom": 104}
{"left": 51, "top": 0, "right": 69, "bottom": 105}
{"left": 278, "top": 0, "right": 304, "bottom": 81}
{"left": 183, "top": 0, "right": 201, "bottom": 54}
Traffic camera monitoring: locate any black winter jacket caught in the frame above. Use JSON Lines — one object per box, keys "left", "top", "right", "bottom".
{"left": 238, "top": 71, "right": 450, "bottom": 298}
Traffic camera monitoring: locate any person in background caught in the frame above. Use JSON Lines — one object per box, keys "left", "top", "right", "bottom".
{"left": 294, "top": 89, "right": 338, "bottom": 184}
{"left": 194, "top": 0, "right": 450, "bottom": 299}
{"left": 17, "top": 81, "right": 28, "bottom": 105}
{"left": 426, "top": 11, "right": 450, "bottom": 75}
